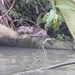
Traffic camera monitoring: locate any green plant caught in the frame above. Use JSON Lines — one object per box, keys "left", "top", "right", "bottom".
{"left": 56, "top": 34, "right": 65, "bottom": 40}
{"left": 55, "top": 0, "right": 75, "bottom": 41}
{"left": 42, "top": 0, "right": 63, "bottom": 36}
{"left": 1, "top": 0, "right": 52, "bottom": 27}
{"left": 42, "top": 0, "right": 75, "bottom": 41}
{"left": 8, "top": 0, "right": 51, "bottom": 26}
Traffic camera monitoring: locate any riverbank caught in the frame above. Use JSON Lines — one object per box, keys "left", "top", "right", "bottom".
{"left": 0, "top": 37, "right": 73, "bottom": 50}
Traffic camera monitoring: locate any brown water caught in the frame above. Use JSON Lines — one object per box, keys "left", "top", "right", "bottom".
{"left": 0, "top": 46, "right": 75, "bottom": 75}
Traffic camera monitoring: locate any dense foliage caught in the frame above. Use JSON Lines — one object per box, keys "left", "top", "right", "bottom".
{"left": 9, "top": 0, "right": 50, "bottom": 20}
{"left": 7, "top": 0, "right": 72, "bottom": 40}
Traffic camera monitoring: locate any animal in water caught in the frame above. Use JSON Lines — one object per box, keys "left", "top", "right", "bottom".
{"left": 0, "top": 24, "right": 32, "bottom": 46}
{"left": 0, "top": 24, "right": 30, "bottom": 39}
{"left": 0, "top": 24, "right": 53, "bottom": 46}
{"left": 17, "top": 26, "right": 53, "bottom": 45}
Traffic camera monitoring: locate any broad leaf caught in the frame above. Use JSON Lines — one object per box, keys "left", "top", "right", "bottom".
{"left": 56, "top": 5, "right": 71, "bottom": 9}
{"left": 46, "top": 9, "right": 56, "bottom": 25}
{"left": 56, "top": 0, "right": 75, "bottom": 40}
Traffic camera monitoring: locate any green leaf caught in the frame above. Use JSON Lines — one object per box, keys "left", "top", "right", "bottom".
{"left": 52, "top": 14, "right": 59, "bottom": 29}
{"left": 45, "top": 22, "right": 52, "bottom": 30}
{"left": 15, "top": 5, "right": 19, "bottom": 11}
{"left": 37, "top": 13, "right": 43, "bottom": 27}
{"left": 55, "top": 5, "right": 71, "bottom": 9}
{"left": 42, "top": 13, "right": 49, "bottom": 23}
{"left": 44, "top": 9, "right": 57, "bottom": 30}
{"left": 56, "top": 0, "right": 75, "bottom": 40}
{"left": 46, "top": 9, "right": 56, "bottom": 25}
{"left": 9, "top": 10, "right": 19, "bottom": 18}
{"left": 1, "top": 9, "right": 7, "bottom": 13}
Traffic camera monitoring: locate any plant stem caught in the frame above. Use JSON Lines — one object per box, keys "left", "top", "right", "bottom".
{"left": 50, "top": 0, "right": 56, "bottom": 11}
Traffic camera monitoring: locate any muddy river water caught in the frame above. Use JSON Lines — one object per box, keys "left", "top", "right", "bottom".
{"left": 0, "top": 46, "right": 75, "bottom": 75}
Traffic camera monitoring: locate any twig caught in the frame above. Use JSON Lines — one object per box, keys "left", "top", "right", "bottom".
{"left": 12, "top": 61, "right": 75, "bottom": 75}
{"left": 34, "top": 1, "right": 39, "bottom": 14}
{"left": 37, "top": 0, "right": 47, "bottom": 13}
{"left": 0, "top": 0, "right": 16, "bottom": 19}
{"left": 25, "top": 61, "right": 75, "bottom": 73}
{"left": 52, "top": 38, "right": 72, "bottom": 50}
{"left": 42, "top": 38, "right": 72, "bottom": 50}
{"left": 58, "top": 26, "right": 66, "bottom": 33}
{"left": 23, "top": 19, "right": 37, "bottom": 26}
{"left": 26, "top": 59, "right": 40, "bottom": 70}
{"left": 10, "top": 19, "right": 30, "bottom": 26}
{"left": 11, "top": 19, "right": 37, "bottom": 27}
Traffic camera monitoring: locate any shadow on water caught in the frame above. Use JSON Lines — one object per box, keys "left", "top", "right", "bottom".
{"left": 0, "top": 46, "right": 75, "bottom": 75}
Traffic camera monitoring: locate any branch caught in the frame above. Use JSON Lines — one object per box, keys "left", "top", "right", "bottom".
{"left": 24, "top": 61, "right": 75, "bottom": 73}
{"left": 12, "top": 61, "right": 75, "bottom": 75}
{"left": 0, "top": 0, "right": 16, "bottom": 19}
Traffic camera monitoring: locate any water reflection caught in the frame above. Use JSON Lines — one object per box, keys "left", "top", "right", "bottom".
{"left": 0, "top": 46, "right": 75, "bottom": 75}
